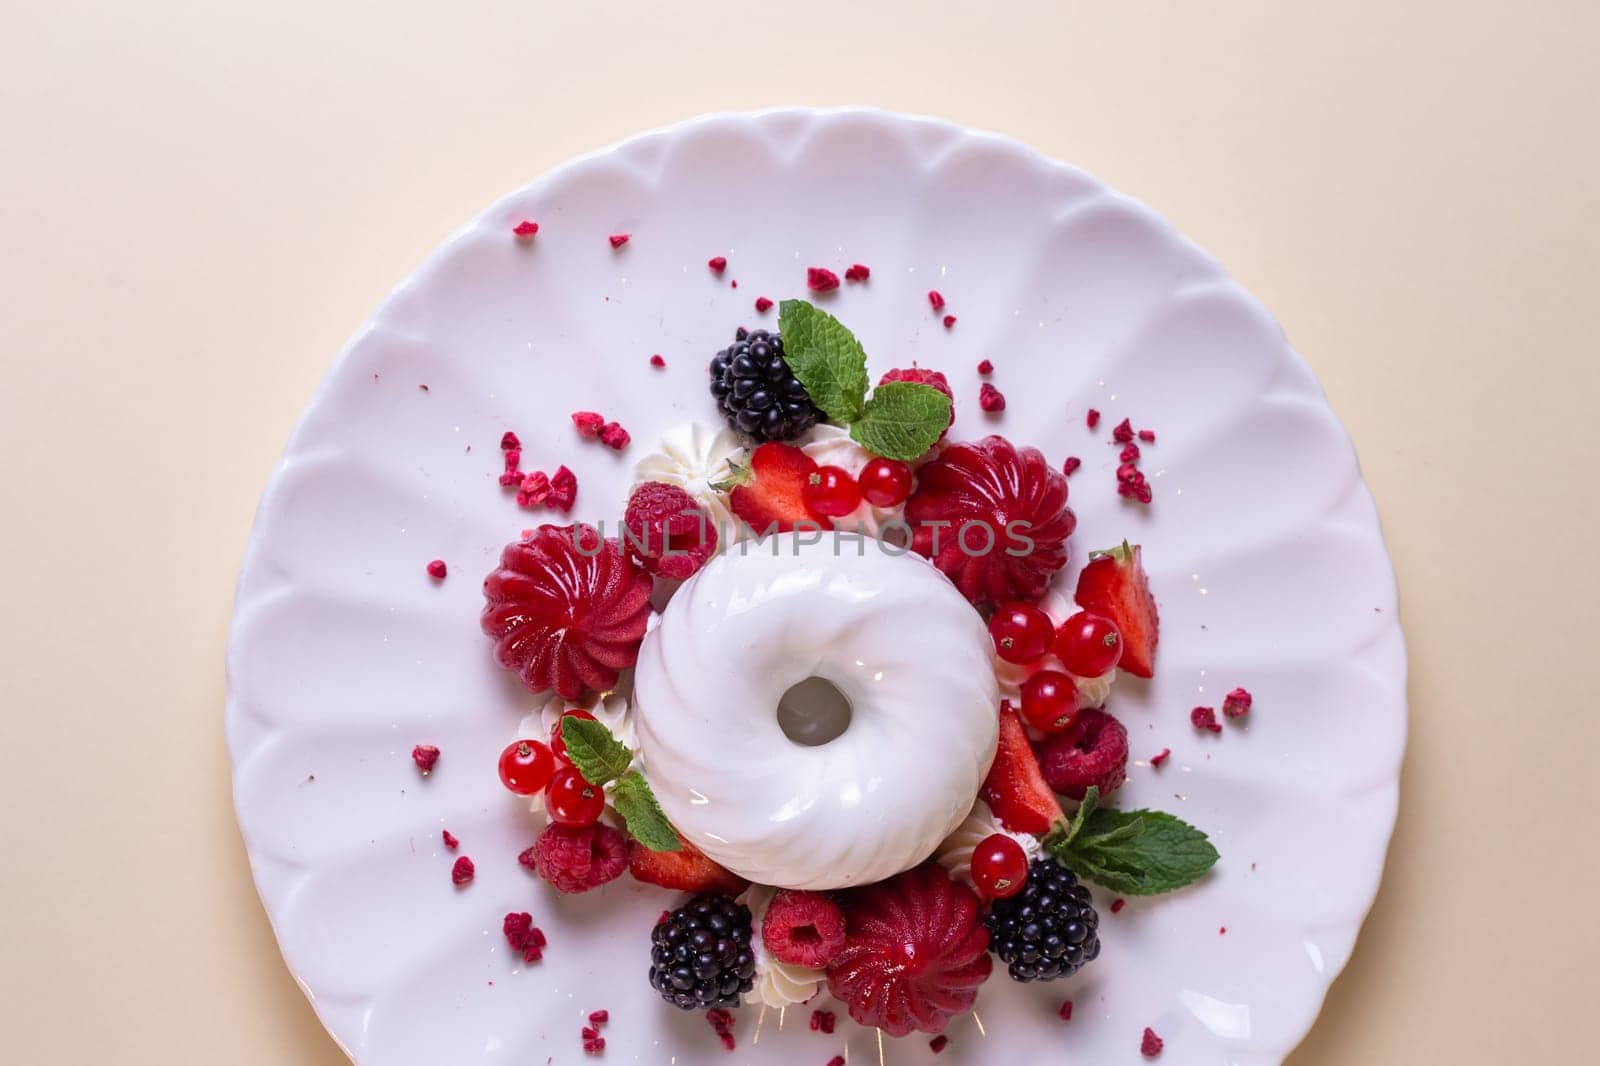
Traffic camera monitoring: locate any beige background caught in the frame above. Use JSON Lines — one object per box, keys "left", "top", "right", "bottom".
{"left": 3, "top": 1, "right": 1597, "bottom": 1062}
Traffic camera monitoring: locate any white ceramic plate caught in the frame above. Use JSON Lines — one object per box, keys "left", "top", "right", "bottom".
{"left": 227, "top": 108, "right": 1406, "bottom": 1065}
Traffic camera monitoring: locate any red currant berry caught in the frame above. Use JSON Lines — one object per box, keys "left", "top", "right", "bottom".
{"left": 1020, "top": 669, "right": 1079, "bottom": 733}
{"left": 858, "top": 458, "right": 914, "bottom": 507}
{"left": 1054, "top": 611, "right": 1123, "bottom": 678}
{"left": 544, "top": 766, "right": 606, "bottom": 826}
{"left": 971, "top": 833, "right": 1029, "bottom": 900}
{"left": 549, "top": 708, "right": 596, "bottom": 763}
{"left": 988, "top": 602, "right": 1055, "bottom": 664}
{"left": 803, "top": 465, "right": 863, "bottom": 517}
{"left": 497, "top": 738, "right": 556, "bottom": 796}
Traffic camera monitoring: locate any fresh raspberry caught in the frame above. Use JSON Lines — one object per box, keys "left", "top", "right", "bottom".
{"left": 523, "top": 822, "right": 628, "bottom": 894}
{"left": 1149, "top": 747, "right": 1171, "bottom": 767}
{"left": 943, "top": 315, "right": 957, "bottom": 329}
{"left": 708, "top": 256, "right": 727, "bottom": 273}
{"left": 599, "top": 421, "right": 631, "bottom": 450}
{"left": 411, "top": 744, "right": 440, "bottom": 774}
{"left": 905, "top": 435, "right": 1076, "bottom": 605}
{"left": 1191, "top": 706, "right": 1221, "bottom": 734}
{"left": 649, "top": 354, "right": 666, "bottom": 368}
{"left": 572, "top": 411, "right": 606, "bottom": 439}
{"left": 1223, "top": 687, "right": 1253, "bottom": 719}
{"left": 761, "top": 890, "right": 847, "bottom": 969}
{"left": 827, "top": 864, "right": 992, "bottom": 1036}
{"left": 755, "top": 296, "right": 773, "bottom": 313}
{"left": 979, "top": 383, "right": 1006, "bottom": 412}
{"left": 441, "top": 829, "right": 459, "bottom": 851}
{"left": 877, "top": 367, "right": 955, "bottom": 432}
{"left": 977, "top": 359, "right": 994, "bottom": 375}
{"left": 451, "top": 856, "right": 475, "bottom": 886}
{"left": 516, "top": 470, "right": 551, "bottom": 509}
{"left": 426, "top": 559, "right": 447, "bottom": 579}
{"left": 623, "top": 482, "right": 718, "bottom": 580}
{"left": 482, "top": 524, "right": 652, "bottom": 699}
{"left": 927, "top": 290, "right": 945, "bottom": 311}
{"left": 844, "top": 263, "right": 870, "bottom": 282}
{"left": 548, "top": 466, "right": 578, "bottom": 513}
{"left": 1059, "top": 1000, "right": 1074, "bottom": 1021}
{"left": 1036, "top": 708, "right": 1130, "bottom": 800}
{"left": 1141, "top": 1027, "right": 1164, "bottom": 1057}
{"left": 930, "top": 1036, "right": 949, "bottom": 1053}
{"left": 1063, "top": 456, "right": 1081, "bottom": 476}
{"left": 1086, "top": 409, "right": 1101, "bottom": 429}
{"left": 806, "top": 267, "right": 840, "bottom": 292}
{"left": 608, "top": 233, "right": 630, "bottom": 249}
{"left": 513, "top": 220, "right": 539, "bottom": 238}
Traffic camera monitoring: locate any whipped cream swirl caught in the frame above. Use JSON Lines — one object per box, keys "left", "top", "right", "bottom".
{"left": 630, "top": 421, "right": 745, "bottom": 539}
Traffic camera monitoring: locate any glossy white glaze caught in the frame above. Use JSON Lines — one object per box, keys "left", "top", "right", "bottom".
{"left": 633, "top": 532, "right": 999, "bottom": 889}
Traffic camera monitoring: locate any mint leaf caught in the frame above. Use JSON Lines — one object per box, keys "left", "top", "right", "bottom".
{"left": 777, "top": 299, "right": 869, "bottom": 423}
{"left": 1048, "top": 805, "right": 1218, "bottom": 896}
{"left": 611, "top": 770, "right": 682, "bottom": 852}
{"left": 560, "top": 716, "right": 632, "bottom": 787}
{"left": 849, "top": 381, "right": 952, "bottom": 461}
{"left": 1061, "top": 786, "right": 1101, "bottom": 846}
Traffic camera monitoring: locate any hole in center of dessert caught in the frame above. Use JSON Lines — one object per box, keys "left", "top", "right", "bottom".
{"left": 777, "top": 677, "right": 853, "bottom": 747}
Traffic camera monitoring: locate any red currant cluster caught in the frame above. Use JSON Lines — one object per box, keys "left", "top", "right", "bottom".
{"left": 801, "top": 457, "right": 914, "bottom": 518}
{"left": 988, "top": 602, "right": 1123, "bottom": 734}
{"left": 497, "top": 708, "right": 607, "bottom": 826}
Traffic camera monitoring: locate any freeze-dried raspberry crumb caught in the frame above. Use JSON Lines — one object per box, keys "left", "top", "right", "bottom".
{"left": 1117, "top": 462, "right": 1140, "bottom": 483}
{"left": 426, "top": 559, "right": 447, "bottom": 579}
{"left": 1141, "top": 1027, "right": 1164, "bottom": 1057}
{"left": 1118, "top": 472, "right": 1154, "bottom": 505}
{"left": 1138, "top": 429, "right": 1156, "bottom": 443}
{"left": 498, "top": 470, "right": 522, "bottom": 488}
{"left": 977, "top": 358, "right": 994, "bottom": 375}
{"left": 730, "top": 279, "right": 738, "bottom": 288}
{"left": 1149, "top": 747, "right": 1171, "bottom": 767}
{"left": 583, "top": 1036, "right": 605, "bottom": 1055}
{"left": 979, "top": 383, "right": 1006, "bottom": 413}
{"left": 589, "top": 1010, "right": 609, "bottom": 1026}
{"left": 503, "top": 912, "right": 546, "bottom": 962}
{"left": 517, "top": 470, "right": 551, "bottom": 509}
{"left": 501, "top": 431, "right": 521, "bottom": 451}
{"left": 548, "top": 465, "right": 578, "bottom": 513}
{"left": 809, "top": 1009, "right": 836, "bottom": 1034}
{"left": 512, "top": 220, "right": 539, "bottom": 238}
{"left": 706, "top": 1007, "right": 736, "bottom": 1049}
{"left": 927, "top": 290, "right": 945, "bottom": 310}
{"left": 1191, "top": 706, "right": 1222, "bottom": 733}
{"left": 844, "top": 263, "right": 870, "bottom": 282}
{"left": 1063, "top": 456, "right": 1082, "bottom": 476}
{"left": 707, "top": 256, "right": 727, "bottom": 273}
{"left": 755, "top": 296, "right": 773, "bottom": 312}
{"left": 411, "top": 745, "right": 439, "bottom": 774}
{"left": 1059, "top": 999, "right": 1074, "bottom": 1022}
{"left": 441, "top": 829, "right": 459, "bottom": 851}
{"left": 599, "top": 421, "right": 631, "bottom": 450}
{"left": 1110, "top": 897, "right": 1126, "bottom": 914}
{"left": 504, "top": 447, "right": 523, "bottom": 471}
{"left": 1220, "top": 926, "right": 1227, "bottom": 935}
{"left": 943, "top": 314, "right": 957, "bottom": 328}
{"left": 1086, "top": 408, "right": 1101, "bottom": 429}
{"left": 649, "top": 354, "right": 666, "bottom": 368}
{"left": 828, "top": 1058, "right": 846, "bottom": 1066}
{"left": 1222, "top": 687, "right": 1253, "bottom": 719}
{"left": 572, "top": 411, "right": 605, "bottom": 438}
{"left": 1119, "top": 443, "right": 1141, "bottom": 462}
{"left": 608, "top": 233, "right": 629, "bottom": 249}
{"left": 582, "top": 1027, "right": 599, "bottom": 1040}
{"left": 806, "top": 267, "right": 840, "bottom": 292}
{"left": 451, "top": 856, "right": 475, "bottom": 886}
{"left": 1112, "top": 418, "right": 1135, "bottom": 444}
{"left": 930, "top": 1035, "right": 949, "bottom": 1053}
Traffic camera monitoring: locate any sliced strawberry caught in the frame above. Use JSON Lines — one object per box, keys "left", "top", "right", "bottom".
{"left": 726, "top": 442, "right": 822, "bottom": 533}
{"left": 1073, "top": 541, "right": 1159, "bottom": 678}
{"left": 627, "top": 835, "right": 748, "bottom": 895}
{"left": 980, "top": 702, "right": 1065, "bottom": 835}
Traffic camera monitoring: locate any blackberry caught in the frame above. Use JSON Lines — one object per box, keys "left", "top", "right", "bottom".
{"left": 648, "top": 894, "right": 757, "bottom": 1010}
{"left": 708, "top": 328, "right": 821, "bottom": 442}
{"left": 983, "top": 859, "right": 1101, "bottom": 982}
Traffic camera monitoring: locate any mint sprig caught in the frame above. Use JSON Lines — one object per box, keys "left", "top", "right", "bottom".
{"left": 558, "top": 716, "right": 681, "bottom": 852}
{"left": 776, "top": 299, "right": 949, "bottom": 462}
{"left": 611, "top": 770, "right": 681, "bottom": 852}
{"left": 1044, "top": 787, "right": 1219, "bottom": 896}
{"left": 560, "top": 716, "right": 632, "bottom": 786}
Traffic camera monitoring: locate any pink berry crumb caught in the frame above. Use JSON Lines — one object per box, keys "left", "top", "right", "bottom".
{"left": 806, "top": 267, "right": 840, "bottom": 292}
{"left": 1220, "top": 926, "right": 1228, "bottom": 935}
{"left": 589, "top": 1009, "right": 609, "bottom": 1025}
{"left": 516, "top": 470, "right": 551, "bottom": 509}
{"left": 927, "top": 289, "right": 945, "bottom": 310}
{"left": 977, "top": 358, "right": 994, "bottom": 375}
{"left": 583, "top": 1036, "right": 605, "bottom": 1055}
{"left": 828, "top": 1059, "right": 845, "bottom": 1066}
{"left": 512, "top": 220, "right": 539, "bottom": 238}
{"left": 930, "top": 1035, "right": 949, "bottom": 1053}
{"left": 1139, "top": 429, "right": 1156, "bottom": 443}
{"left": 1119, "top": 443, "right": 1141, "bottom": 462}
{"left": 411, "top": 744, "right": 439, "bottom": 774}
{"left": 1149, "top": 747, "right": 1171, "bottom": 767}
{"left": 500, "top": 431, "right": 521, "bottom": 451}
{"left": 1112, "top": 418, "right": 1135, "bottom": 444}
{"left": 844, "top": 263, "right": 871, "bottom": 282}
{"left": 979, "top": 382, "right": 1006, "bottom": 413}
{"left": 1191, "top": 706, "right": 1222, "bottom": 733}
{"left": 608, "top": 233, "right": 629, "bottom": 249}
{"left": 1223, "top": 687, "right": 1254, "bottom": 719}
{"left": 1059, "top": 1000, "right": 1074, "bottom": 1022}
{"left": 1142, "top": 1027, "right": 1164, "bottom": 1057}
{"left": 1063, "top": 456, "right": 1082, "bottom": 476}
{"left": 708, "top": 256, "right": 727, "bottom": 273}
{"left": 426, "top": 559, "right": 447, "bottom": 579}
{"left": 599, "top": 421, "right": 631, "bottom": 450}
{"left": 571, "top": 411, "right": 605, "bottom": 439}
{"left": 548, "top": 465, "right": 578, "bottom": 513}
{"left": 649, "top": 354, "right": 666, "bottom": 368}
{"left": 1110, "top": 897, "right": 1126, "bottom": 914}
{"left": 943, "top": 314, "right": 957, "bottom": 328}
{"left": 755, "top": 296, "right": 773, "bottom": 312}
{"left": 809, "top": 1009, "right": 835, "bottom": 1034}
{"left": 441, "top": 830, "right": 459, "bottom": 851}
{"left": 582, "top": 1027, "right": 599, "bottom": 1041}
{"left": 450, "top": 856, "right": 475, "bottom": 886}
{"left": 1086, "top": 408, "right": 1101, "bottom": 429}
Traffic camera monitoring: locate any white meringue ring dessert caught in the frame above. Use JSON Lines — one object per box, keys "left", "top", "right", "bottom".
{"left": 633, "top": 532, "right": 1000, "bottom": 890}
